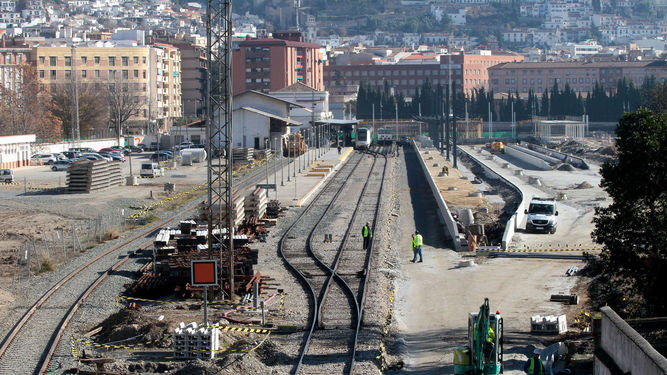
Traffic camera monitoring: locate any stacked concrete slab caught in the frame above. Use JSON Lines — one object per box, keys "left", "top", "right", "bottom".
{"left": 232, "top": 147, "right": 254, "bottom": 163}
{"left": 67, "top": 160, "right": 122, "bottom": 193}
{"left": 246, "top": 187, "right": 267, "bottom": 219}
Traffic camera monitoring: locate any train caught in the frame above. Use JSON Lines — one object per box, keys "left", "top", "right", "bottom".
{"left": 377, "top": 128, "right": 393, "bottom": 145}
{"left": 356, "top": 127, "right": 373, "bottom": 149}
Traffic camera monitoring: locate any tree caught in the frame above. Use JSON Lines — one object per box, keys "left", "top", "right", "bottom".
{"left": 50, "top": 84, "right": 108, "bottom": 139}
{"left": 104, "top": 80, "right": 142, "bottom": 144}
{"left": 0, "top": 64, "right": 62, "bottom": 141}
{"left": 591, "top": 109, "right": 667, "bottom": 317}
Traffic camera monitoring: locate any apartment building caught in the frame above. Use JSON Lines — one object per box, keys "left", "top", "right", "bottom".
{"left": 488, "top": 60, "right": 667, "bottom": 96}
{"left": 232, "top": 31, "right": 324, "bottom": 95}
{"left": 30, "top": 40, "right": 182, "bottom": 130}
{"left": 324, "top": 50, "right": 522, "bottom": 99}
{"left": 0, "top": 37, "right": 30, "bottom": 93}
{"left": 170, "top": 40, "right": 205, "bottom": 117}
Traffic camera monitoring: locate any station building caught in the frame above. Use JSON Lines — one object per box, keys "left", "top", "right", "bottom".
{"left": 0, "top": 134, "right": 36, "bottom": 169}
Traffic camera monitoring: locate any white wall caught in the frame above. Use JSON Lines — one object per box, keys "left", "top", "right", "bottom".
{"left": 233, "top": 109, "right": 270, "bottom": 149}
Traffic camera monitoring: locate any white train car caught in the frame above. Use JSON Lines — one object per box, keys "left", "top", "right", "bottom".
{"left": 377, "top": 128, "right": 392, "bottom": 145}
{"left": 356, "top": 127, "right": 373, "bottom": 149}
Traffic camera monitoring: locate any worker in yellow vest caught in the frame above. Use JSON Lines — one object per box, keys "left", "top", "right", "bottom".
{"left": 362, "top": 222, "right": 372, "bottom": 250}
{"left": 410, "top": 230, "right": 423, "bottom": 263}
{"left": 523, "top": 349, "right": 544, "bottom": 375}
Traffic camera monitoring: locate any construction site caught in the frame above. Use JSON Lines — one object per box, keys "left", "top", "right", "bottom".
{"left": 0, "top": 3, "right": 665, "bottom": 375}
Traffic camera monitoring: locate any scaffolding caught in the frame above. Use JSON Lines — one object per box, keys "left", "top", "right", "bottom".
{"left": 535, "top": 119, "right": 586, "bottom": 141}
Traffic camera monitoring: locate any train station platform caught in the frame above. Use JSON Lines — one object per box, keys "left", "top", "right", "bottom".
{"left": 260, "top": 146, "right": 354, "bottom": 207}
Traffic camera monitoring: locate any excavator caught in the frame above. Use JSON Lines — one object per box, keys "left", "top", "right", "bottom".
{"left": 454, "top": 298, "right": 504, "bottom": 374}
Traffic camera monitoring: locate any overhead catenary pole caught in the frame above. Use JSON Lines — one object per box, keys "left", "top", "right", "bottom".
{"left": 71, "top": 45, "right": 80, "bottom": 142}
{"left": 206, "top": 0, "right": 234, "bottom": 298}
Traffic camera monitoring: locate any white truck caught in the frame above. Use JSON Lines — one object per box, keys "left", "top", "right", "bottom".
{"left": 524, "top": 197, "right": 558, "bottom": 234}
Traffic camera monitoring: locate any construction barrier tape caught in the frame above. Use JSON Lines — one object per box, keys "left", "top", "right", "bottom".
{"left": 128, "top": 182, "right": 206, "bottom": 219}
{"left": 478, "top": 246, "right": 602, "bottom": 253}
{"left": 116, "top": 295, "right": 234, "bottom": 306}
{"left": 279, "top": 292, "right": 285, "bottom": 310}
{"left": 76, "top": 333, "right": 171, "bottom": 350}
{"left": 212, "top": 325, "right": 272, "bottom": 334}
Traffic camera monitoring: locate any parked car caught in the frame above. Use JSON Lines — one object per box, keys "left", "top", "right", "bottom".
{"left": 99, "top": 151, "right": 126, "bottom": 162}
{"left": 173, "top": 142, "right": 194, "bottom": 151}
{"left": 69, "top": 147, "right": 96, "bottom": 153}
{"left": 127, "top": 145, "right": 144, "bottom": 153}
{"left": 98, "top": 148, "right": 115, "bottom": 153}
{"left": 190, "top": 144, "right": 206, "bottom": 149}
{"left": 51, "top": 160, "right": 72, "bottom": 171}
{"left": 137, "top": 143, "right": 148, "bottom": 150}
{"left": 149, "top": 151, "right": 173, "bottom": 162}
{"left": 80, "top": 153, "right": 108, "bottom": 161}
{"left": 31, "top": 154, "right": 58, "bottom": 165}
{"left": 62, "top": 151, "right": 82, "bottom": 159}
{"left": 0, "top": 169, "right": 14, "bottom": 183}
{"left": 109, "top": 145, "right": 131, "bottom": 155}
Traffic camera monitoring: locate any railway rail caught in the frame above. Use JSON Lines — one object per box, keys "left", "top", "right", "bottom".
{"left": 0, "top": 154, "right": 299, "bottom": 375}
{"left": 279, "top": 144, "right": 391, "bottom": 374}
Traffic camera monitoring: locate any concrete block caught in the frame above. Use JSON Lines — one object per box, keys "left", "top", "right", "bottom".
{"left": 514, "top": 169, "right": 524, "bottom": 176}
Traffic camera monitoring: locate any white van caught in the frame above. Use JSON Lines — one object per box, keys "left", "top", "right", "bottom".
{"left": 0, "top": 169, "right": 14, "bottom": 183}
{"left": 524, "top": 197, "right": 558, "bottom": 234}
{"left": 140, "top": 163, "right": 163, "bottom": 178}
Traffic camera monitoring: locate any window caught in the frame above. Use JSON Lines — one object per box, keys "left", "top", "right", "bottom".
{"left": 122, "top": 56, "right": 128, "bottom": 66}
{"left": 65, "top": 70, "right": 71, "bottom": 78}
{"left": 538, "top": 79, "right": 542, "bottom": 84}
{"left": 65, "top": 56, "right": 71, "bottom": 66}
{"left": 122, "top": 70, "right": 128, "bottom": 79}
{"left": 49, "top": 56, "right": 56, "bottom": 66}
{"left": 134, "top": 70, "right": 139, "bottom": 78}
{"left": 108, "top": 56, "right": 115, "bottom": 66}
{"left": 39, "top": 70, "right": 44, "bottom": 78}
{"left": 81, "top": 70, "right": 87, "bottom": 78}
{"left": 39, "top": 56, "right": 44, "bottom": 64}
{"left": 522, "top": 79, "right": 527, "bottom": 84}
{"left": 95, "top": 70, "right": 100, "bottom": 78}
{"left": 50, "top": 70, "right": 56, "bottom": 79}
{"left": 133, "top": 56, "right": 139, "bottom": 64}
{"left": 142, "top": 56, "right": 146, "bottom": 64}
{"left": 81, "top": 56, "right": 87, "bottom": 64}
{"left": 94, "top": 56, "right": 100, "bottom": 64}
{"left": 142, "top": 71, "right": 146, "bottom": 79}
{"left": 505, "top": 79, "right": 510, "bottom": 84}
{"left": 109, "top": 70, "right": 116, "bottom": 79}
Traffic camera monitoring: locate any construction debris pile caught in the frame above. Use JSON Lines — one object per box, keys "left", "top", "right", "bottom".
{"left": 67, "top": 160, "right": 122, "bottom": 193}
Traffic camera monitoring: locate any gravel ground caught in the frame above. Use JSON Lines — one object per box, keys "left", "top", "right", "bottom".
{"left": 0, "top": 146, "right": 405, "bottom": 374}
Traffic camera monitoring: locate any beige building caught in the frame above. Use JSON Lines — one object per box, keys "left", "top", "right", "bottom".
{"left": 489, "top": 60, "right": 667, "bottom": 96}
{"left": 30, "top": 40, "right": 182, "bottom": 132}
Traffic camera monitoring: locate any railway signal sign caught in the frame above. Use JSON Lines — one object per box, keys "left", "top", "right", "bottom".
{"left": 191, "top": 260, "right": 218, "bottom": 326}
{"left": 256, "top": 184, "right": 277, "bottom": 190}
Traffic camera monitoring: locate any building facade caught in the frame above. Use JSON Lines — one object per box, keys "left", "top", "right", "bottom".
{"left": 30, "top": 41, "right": 182, "bottom": 131}
{"left": 232, "top": 31, "right": 324, "bottom": 95}
{"left": 489, "top": 60, "right": 667, "bottom": 96}
{"left": 323, "top": 50, "right": 523, "bottom": 99}
{"left": 0, "top": 37, "right": 30, "bottom": 93}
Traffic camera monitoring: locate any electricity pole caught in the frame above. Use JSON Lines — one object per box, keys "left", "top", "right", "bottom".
{"left": 206, "top": 0, "right": 234, "bottom": 298}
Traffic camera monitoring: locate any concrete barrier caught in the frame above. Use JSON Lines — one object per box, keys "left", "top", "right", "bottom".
{"left": 504, "top": 145, "right": 552, "bottom": 170}
{"left": 529, "top": 143, "right": 590, "bottom": 170}
{"left": 511, "top": 144, "right": 561, "bottom": 164}
{"left": 459, "top": 147, "right": 529, "bottom": 250}
{"left": 595, "top": 306, "right": 667, "bottom": 375}
{"left": 412, "top": 141, "right": 461, "bottom": 251}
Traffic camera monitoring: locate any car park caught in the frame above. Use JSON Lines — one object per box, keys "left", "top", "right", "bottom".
{"left": 0, "top": 169, "right": 14, "bottom": 183}
{"left": 31, "top": 154, "right": 58, "bottom": 165}
{"left": 69, "top": 147, "right": 96, "bottom": 153}
{"left": 51, "top": 160, "right": 72, "bottom": 171}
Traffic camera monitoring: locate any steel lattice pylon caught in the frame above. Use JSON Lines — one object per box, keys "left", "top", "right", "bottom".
{"left": 206, "top": 0, "right": 234, "bottom": 296}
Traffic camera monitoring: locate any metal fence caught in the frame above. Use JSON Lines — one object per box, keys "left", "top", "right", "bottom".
{"left": 12, "top": 208, "right": 129, "bottom": 283}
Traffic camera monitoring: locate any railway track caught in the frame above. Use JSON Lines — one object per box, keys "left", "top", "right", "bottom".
{"left": 0, "top": 154, "right": 298, "bottom": 375}
{"left": 279, "top": 145, "right": 391, "bottom": 374}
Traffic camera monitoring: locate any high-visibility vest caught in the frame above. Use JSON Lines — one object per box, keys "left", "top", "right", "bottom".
{"left": 528, "top": 357, "right": 543, "bottom": 375}
{"left": 487, "top": 327, "right": 495, "bottom": 343}
{"left": 412, "top": 234, "right": 423, "bottom": 247}
{"left": 363, "top": 226, "right": 372, "bottom": 238}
